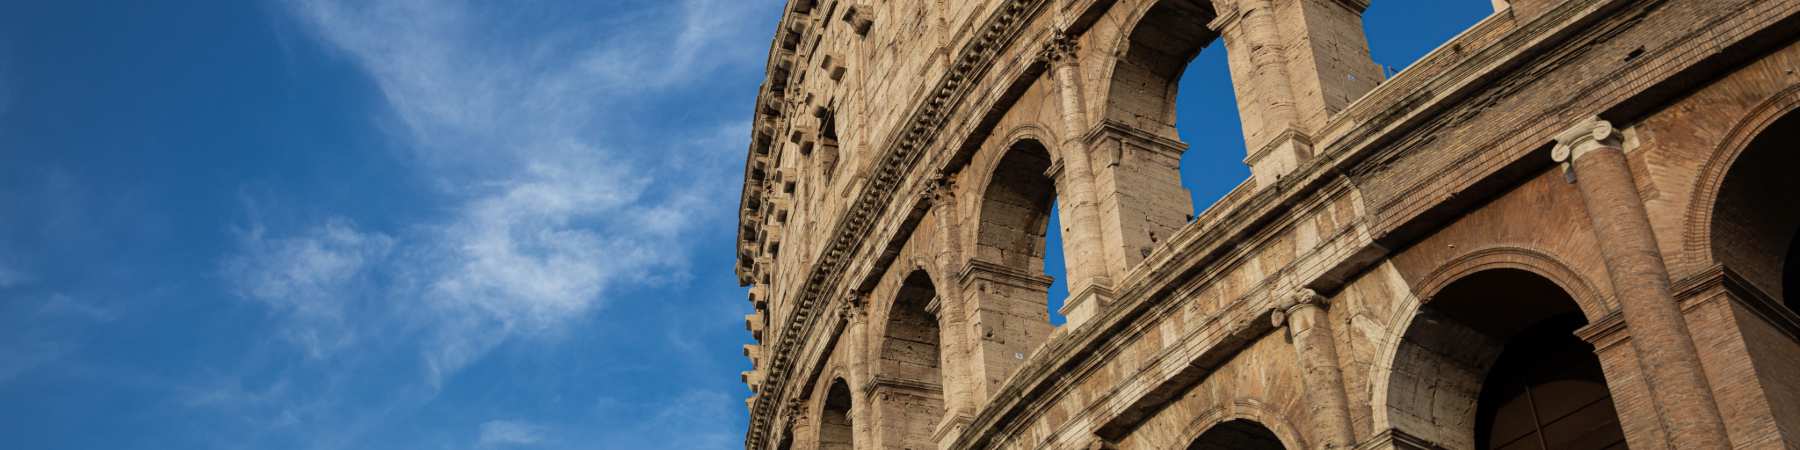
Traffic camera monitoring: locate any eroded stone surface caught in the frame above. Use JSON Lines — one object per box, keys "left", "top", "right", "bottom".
{"left": 735, "top": 1, "right": 1800, "bottom": 450}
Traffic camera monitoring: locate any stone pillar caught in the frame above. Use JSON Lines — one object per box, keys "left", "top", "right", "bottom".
{"left": 1553, "top": 117, "right": 1732, "bottom": 450}
{"left": 1082, "top": 123, "right": 1194, "bottom": 282}
{"left": 1036, "top": 30, "right": 1116, "bottom": 320}
{"left": 924, "top": 176, "right": 977, "bottom": 449}
{"left": 1278, "top": 288, "right": 1357, "bottom": 450}
{"left": 1042, "top": 31, "right": 1119, "bottom": 330}
{"left": 1209, "top": 0, "right": 1383, "bottom": 187}
{"left": 789, "top": 400, "right": 816, "bottom": 450}
{"left": 954, "top": 260, "right": 1055, "bottom": 405}
{"left": 840, "top": 295, "right": 874, "bottom": 450}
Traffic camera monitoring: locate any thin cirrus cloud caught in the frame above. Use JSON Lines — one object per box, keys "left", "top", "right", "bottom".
{"left": 478, "top": 420, "right": 548, "bottom": 446}
{"left": 227, "top": 0, "right": 763, "bottom": 373}
{"left": 208, "top": 0, "right": 771, "bottom": 445}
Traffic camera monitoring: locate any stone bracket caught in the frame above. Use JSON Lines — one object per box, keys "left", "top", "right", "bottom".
{"left": 860, "top": 374, "right": 945, "bottom": 398}
{"left": 1672, "top": 263, "right": 1800, "bottom": 344}
{"left": 957, "top": 259, "right": 1056, "bottom": 291}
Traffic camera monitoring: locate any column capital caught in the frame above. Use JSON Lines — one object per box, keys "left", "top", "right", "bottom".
{"left": 1270, "top": 288, "right": 1327, "bottom": 328}
{"left": 1552, "top": 116, "right": 1624, "bottom": 182}
{"left": 924, "top": 172, "right": 956, "bottom": 205}
{"left": 839, "top": 292, "right": 867, "bottom": 323}
{"left": 785, "top": 397, "right": 809, "bottom": 427}
{"left": 1038, "top": 30, "right": 1079, "bottom": 67}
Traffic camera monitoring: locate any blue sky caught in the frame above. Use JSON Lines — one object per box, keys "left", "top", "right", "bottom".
{"left": 0, "top": 1, "right": 1488, "bottom": 449}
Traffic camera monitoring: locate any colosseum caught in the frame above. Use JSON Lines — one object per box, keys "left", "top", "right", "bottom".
{"left": 733, "top": 0, "right": 1800, "bottom": 449}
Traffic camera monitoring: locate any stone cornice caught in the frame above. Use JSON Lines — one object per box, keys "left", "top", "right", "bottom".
{"left": 1672, "top": 264, "right": 1800, "bottom": 344}
{"left": 744, "top": 1, "right": 1049, "bottom": 449}
{"left": 860, "top": 375, "right": 945, "bottom": 397}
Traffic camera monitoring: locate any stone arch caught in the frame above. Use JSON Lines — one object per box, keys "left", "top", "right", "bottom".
{"left": 1174, "top": 398, "right": 1306, "bottom": 450}
{"left": 1411, "top": 245, "right": 1615, "bottom": 320}
{"left": 1102, "top": 0, "right": 1223, "bottom": 139}
{"left": 879, "top": 270, "right": 944, "bottom": 387}
{"left": 1380, "top": 268, "right": 1626, "bottom": 450}
{"left": 818, "top": 378, "right": 854, "bottom": 450}
{"left": 869, "top": 269, "right": 947, "bottom": 450}
{"left": 1000, "top": 123, "right": 1060, "bottom": 160}
{"left": 1683, "top": 84, "right": 1800, "bottom": 309}
{"left": 966, "top": 138, "right": 1060, "bottom": 276}
{"left": 1683, "top": 83, "right": 1800, "bottom": 271}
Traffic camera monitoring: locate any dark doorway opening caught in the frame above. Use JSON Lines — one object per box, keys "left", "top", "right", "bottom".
{"left": 1474, "top": 313, "right": 1627, "bottom": 450}
{"left": 819, "top": 379, "right": 853, "bottom": 450}
{"left": 1186, "top": 419, "right": 1285, "bottom": 450}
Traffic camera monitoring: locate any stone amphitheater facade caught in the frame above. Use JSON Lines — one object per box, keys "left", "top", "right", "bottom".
{"left": 732, "top": 0, "right": 1800, "bottom": 449}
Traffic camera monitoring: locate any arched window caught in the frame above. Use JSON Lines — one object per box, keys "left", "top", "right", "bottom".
{"left": 819, "top": 379, "right": 853, "bottom": 450}
{"left": 1474, "top": 313, "right": 1625, "bottom": 450}
{"left": 872, "top": 270, "right": 946, "bottom": 450}
{"left": 1713, "top": 110, "right": 1800, "bottom": 311}
{"left": 1786, "top": 231, "right": 1800, "bottom": 313}
{"left": 1186, "top": 419, "right": 1286, "bottom": 450}
{"left": 976, "top": 140, "right": 1061, "bottom": 324}
{"left": 1388, "top": 269, "right": 1625, "bottom": 450}
{"left": 1114, "top": 0, "right": 1243, "bottom": 211}
{"left": 977, "top": 141, "right": 1056, "bottom": 271}
{"left": 882, "top": 271, "right": 942, "bottom": 386}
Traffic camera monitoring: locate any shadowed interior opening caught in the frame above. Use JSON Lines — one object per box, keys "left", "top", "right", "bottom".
{"left": 819, "top": 379, "right": 853, "bottom": 450}
{"left": 1185, "top": 419, "right": 1285, "bottom": 450}
{"left": 979, "top": 140, "right": 1060, "bottom": 324}
{"left": 1474, "top": 313, "right": 1625, "bottom": 450}
{"left": 979, "top": 141, "right": 1056, "bottom": 270}
{"left": 1389, "top": 269, "right": 1623, "bottom": 450}
{"left": 882, "top": 270, "right": 942, "bottom": 386}
{"left": 1715, "top": 110, "right": 1800, "bottom": 311}
{"left": 1787, "top": 228, "right": 1800, "bottom": 312}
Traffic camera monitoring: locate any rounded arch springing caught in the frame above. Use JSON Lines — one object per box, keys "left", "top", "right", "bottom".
{"left": 1382, "top": 268, "right": 1624, "bottom": 450}
{"left": 969, "top": 139, "right": 1059, "bottom": 272}
{"left": 1104, "top": 0, "right": 1222, "bottom": 138}
{"left": 1683, "top": 83, "right": 1800, "bottom": 277}
{"left": 1693, "top": 96, "right": 1800, "bottom": 310}
{"left": 818, "top": 378, "right": 854, "bottom": 450}
{"left": 1172, "top": 398, "right": 1306, "bottom": 450}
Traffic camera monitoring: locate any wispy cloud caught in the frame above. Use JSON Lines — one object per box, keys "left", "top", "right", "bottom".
{"left": 223, "top": 218, "right": 393, "bottom": 358}
{"left": 206, "top": 0, "right": 767, "bottom": 446}
{"left": 227, "top": 0, "right": 763, "bottom": 374}
{"left": 0, "top": 263, "right": 25, "bottom": 288}
{"left": 34, "top": 293, "right": 120, "bottom": 322}
{"left": 478, "top": 420, "right": 548, "bottom": 446}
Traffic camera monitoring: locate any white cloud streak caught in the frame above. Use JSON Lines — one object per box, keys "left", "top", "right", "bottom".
{"left": 223, "top": 0, "right": 763, "bottom": 375}
{"left": 0, "top": 263, "right": 25, "bottom": 288}
{"left": 207, "top": 1, "right": 768, "bottom": 444}
{"left": 478, "top": 420, "right": 548, "bottom": 446}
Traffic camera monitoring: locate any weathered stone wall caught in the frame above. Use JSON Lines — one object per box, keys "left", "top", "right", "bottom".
{"left": 736, "top": 1, "right": 1800, "bottom": 450}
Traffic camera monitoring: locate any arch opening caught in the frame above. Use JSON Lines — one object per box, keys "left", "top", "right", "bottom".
{"left": 978, "top": 141, "right": 1057, "bottom": 271}
{"left": 1474, "top": 313, "right": 1625, "bottom": 450}
{"left": 1712, "top": 109, "right": 1800, "bottom": 311}
{"left": 1386, "top": 269, "right": 1624, "bottom": 450}
{"left": 882, "top": 270, "right": 943, "bottom": 387}
{"left": 1787, "top": 230, "right": 1800, "bottom": 312}
{"left": 977, "top": 139, "right": 1060, "bottom": 322}
{"left": 1186, "top": 419, "right": 1286, "bottom": 450}
{"left": 874, "top": 270, "right": 947, "bottom": 450}
{"left": 1116, "top": 0, "right": 1250, "bottom": 214}
{"left": 819, "top": 379, "right": 854, "bottom": 450}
